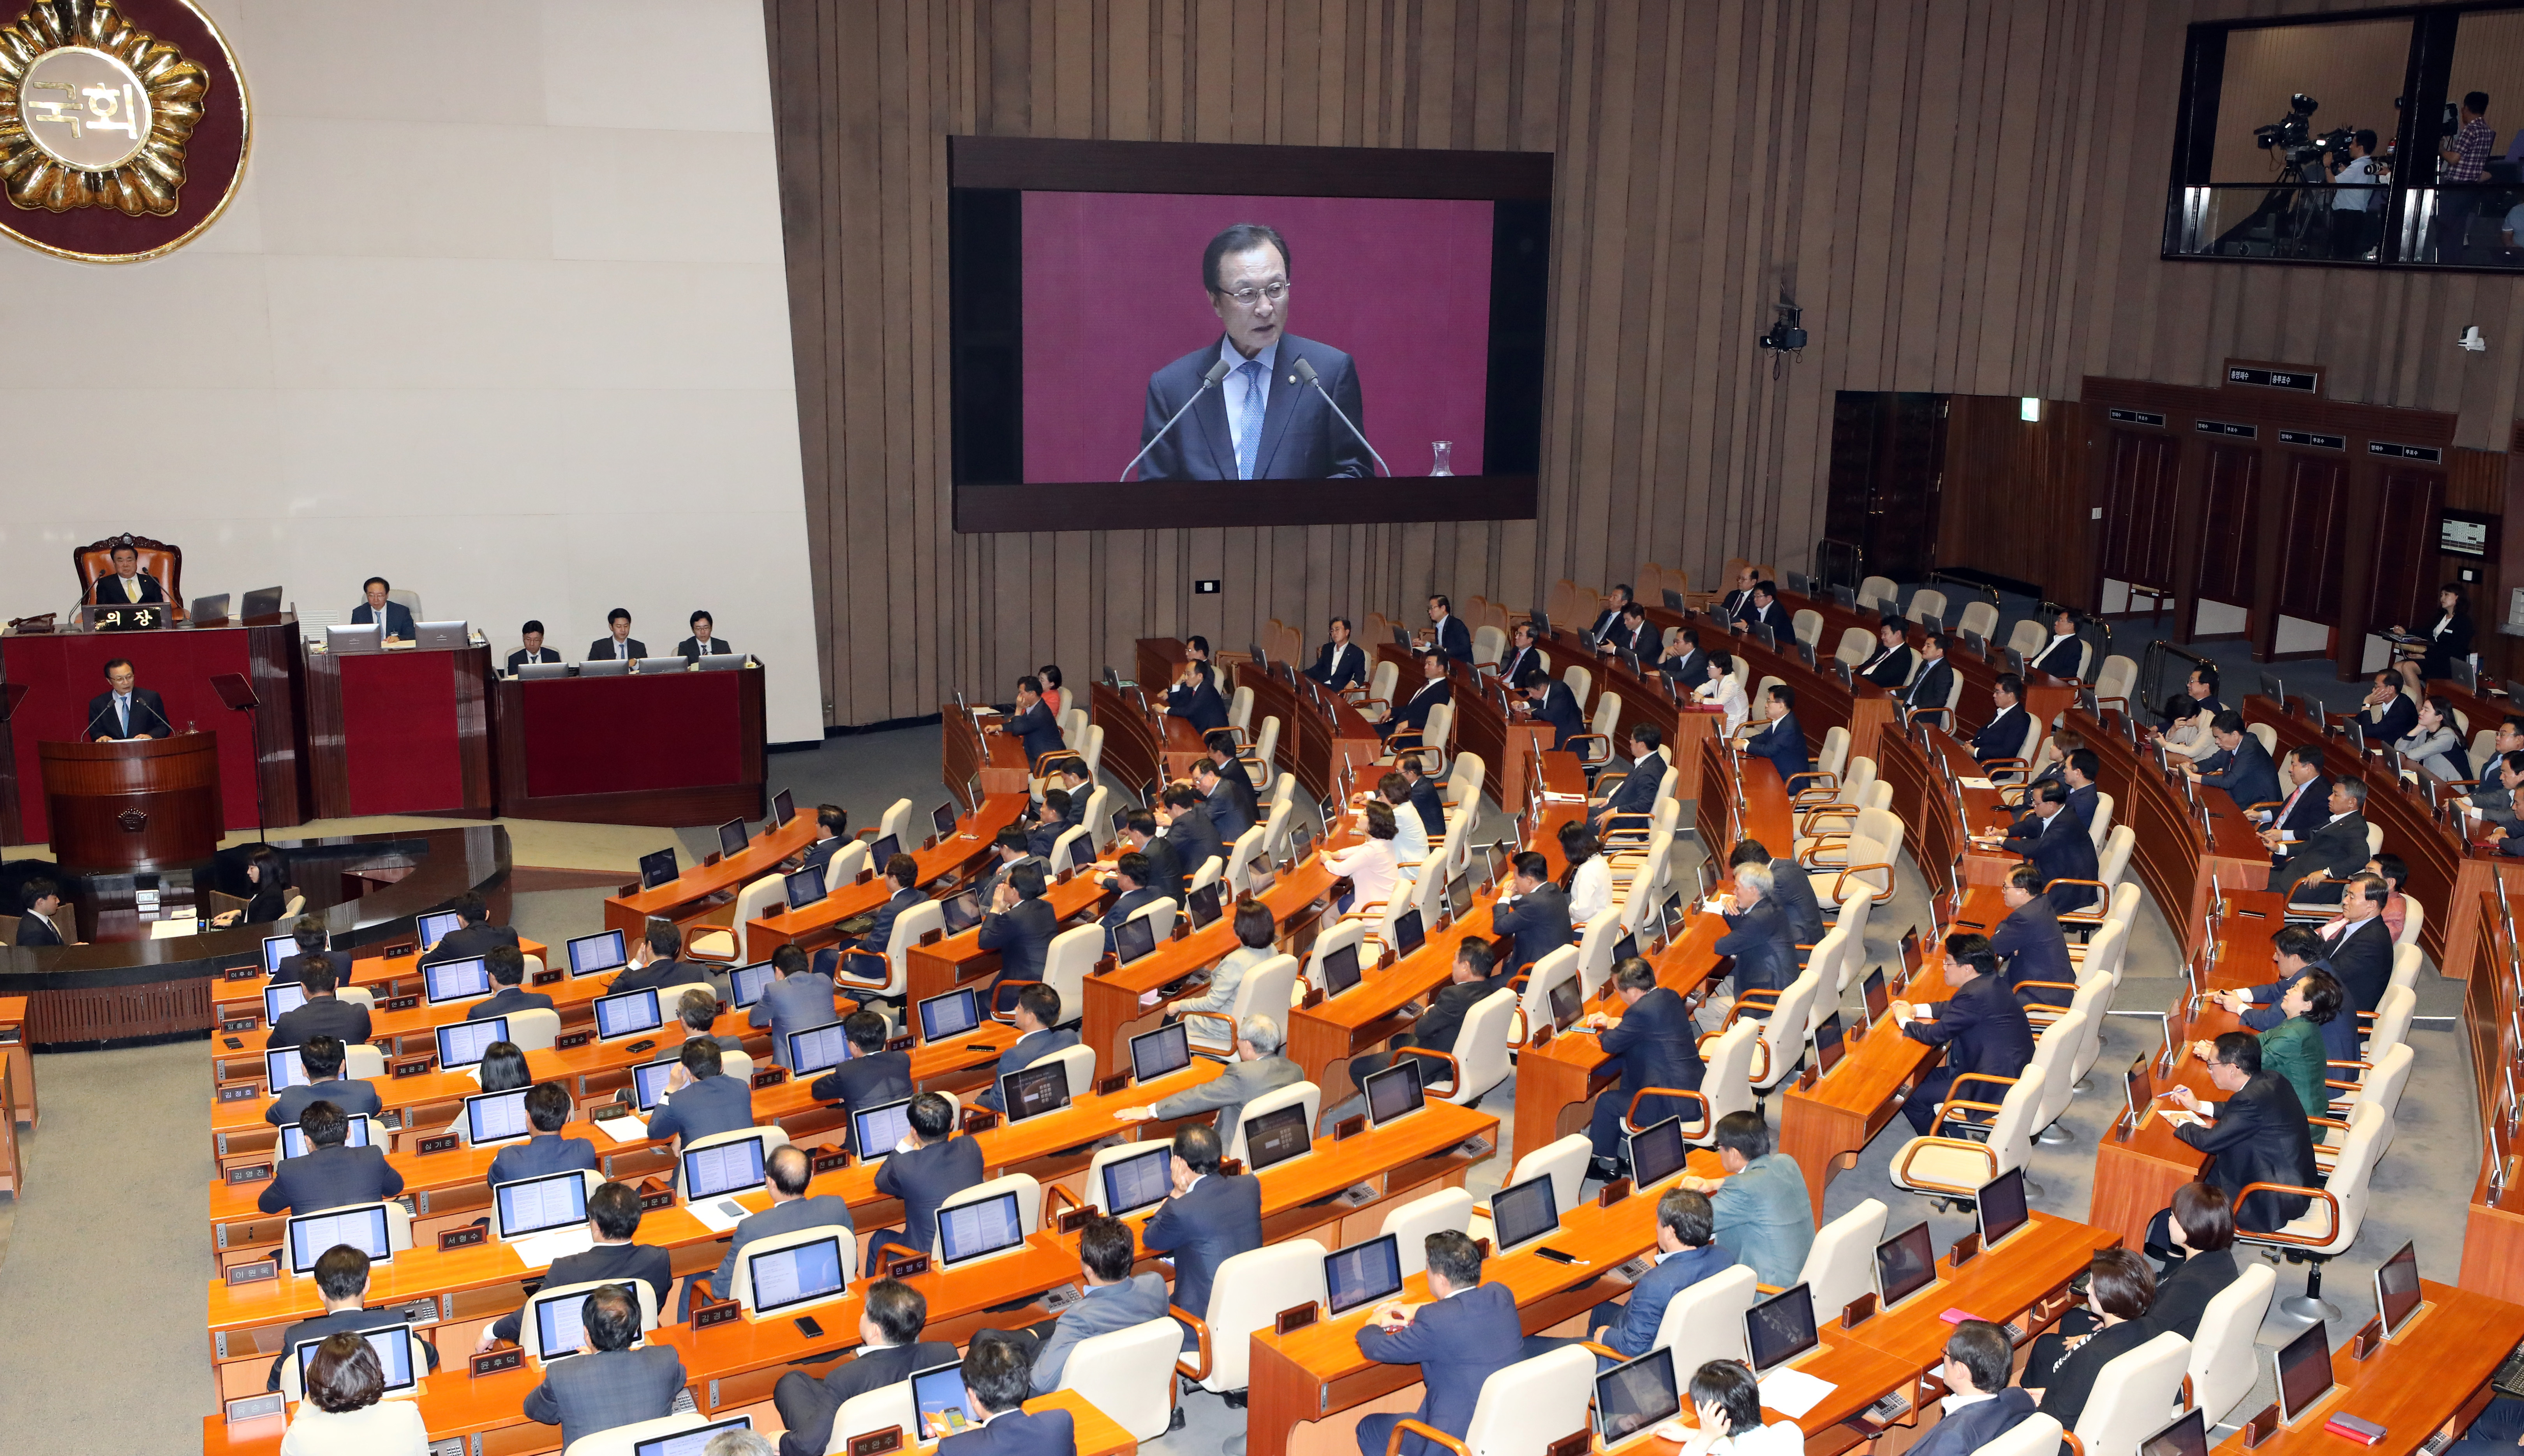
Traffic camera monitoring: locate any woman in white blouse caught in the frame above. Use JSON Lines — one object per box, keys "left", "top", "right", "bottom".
{"left": 1558, "top": 821, "right": 1610, "bottom": 926}
{"left": 1694, "top": 649, "right": 1748, "bottom": 735}
{"left": 1324, "top": 800, "right": 1403, "bottom": 915}
{"left": 281, "top": 1333, "right": 429, "bottom": 1456}
{"left": 1377, "top": 772, "right": 1432, "bottom": 878}
{"left": 1671, "top": 1358, "right": 1803, "bottom": 1456}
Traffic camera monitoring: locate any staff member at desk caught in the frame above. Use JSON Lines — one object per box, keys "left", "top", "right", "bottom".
{"left": 351, "top": 577, "right": 414, "bottom": 642}
{"left": 15, "top": 879, "right": 73, "bottom": 946}
{"left": 589, "top": 608, "right": 645, "bottom": 661}
{"left": 507, "top": 619, "right": 562, "bottom": 673}
{"left": 89, "top": 541, "right": 165, "bottom": 604}
{"left": 678, "top": 610, "right": 735, "bottom": 659}
{"left": 211, "top": 849, "right": 296, "bottom": 928}
{"left": 88, "top": 657, "right": 170, "bottom": 742}
{"left": 1354, "top": 1229, "right": 1525, "bottom": 1456}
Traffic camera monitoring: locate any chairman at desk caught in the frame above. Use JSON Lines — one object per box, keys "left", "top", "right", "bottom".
{"left": 351, "top": 576, "right": 415, "bottom": 642}
{"left": 88, "top": 658, "right": 171, "bottom": 741}
{"left": 88, "top": 540, "right": 165, "bottom": 605}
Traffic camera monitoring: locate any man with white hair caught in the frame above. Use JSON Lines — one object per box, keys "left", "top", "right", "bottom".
{"left": 1701, "top": 862, "right": 1797, "bottom": 1032}
{"left": 1114, "top": 1013, "right": 1301, "bottom": 1140}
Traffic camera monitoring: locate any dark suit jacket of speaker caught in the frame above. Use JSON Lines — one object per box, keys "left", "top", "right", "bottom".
{"left": 13, "top": 911, "right": 63, "bottom": 947}
{"left": 1135, "top": 333, "right": 1370, "bottom": 480}
{"left": 89, "top": 572, "right": 165, "bottom": 604}
{"left": 87, "top": 686, "right": 171, "bottom": 739}
{"left": 352, "top": 601, "right": 417, "bottom": 639}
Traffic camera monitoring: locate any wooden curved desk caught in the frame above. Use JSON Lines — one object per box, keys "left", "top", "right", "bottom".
{"left": 39, "top": 731, "right": 223, "bottom": 871}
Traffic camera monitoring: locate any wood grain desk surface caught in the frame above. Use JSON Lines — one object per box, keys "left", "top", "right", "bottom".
{"left": 2208, "top": 1280, "right": 2524, "bottom": 1456}
{"left": 744, "top": 795, "right": 1031, "bottom": 951}
{"left": 605, "top": 809, "right": 821, "bottom": 930}
{"left": 212, "top": 939, "right": 554, "bottom": 1012}
{"left": 1826, "top": 1211, "right": 2120, "bottom": 1371}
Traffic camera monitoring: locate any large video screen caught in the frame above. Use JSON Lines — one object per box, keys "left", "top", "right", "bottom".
{"left": 949, "top": 138, "right": 1551, "bottom": 531}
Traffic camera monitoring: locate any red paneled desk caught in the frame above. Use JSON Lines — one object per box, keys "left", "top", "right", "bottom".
{"left": 493, "top": 665, "right": 766, "bottom": 825}
{"left": 304, "top": 643, "right": 495, "bottom": 819}
{"left": 0, "top": 616, "right": 305, "bottom": 846}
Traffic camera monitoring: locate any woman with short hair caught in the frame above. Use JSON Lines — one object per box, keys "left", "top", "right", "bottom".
{"left": 280, "top": 1332, "right": 429, "bottom": 1455}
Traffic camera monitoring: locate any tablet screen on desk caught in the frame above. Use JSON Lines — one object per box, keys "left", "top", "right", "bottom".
{"left": 418, "top": 911, "right": 464, "bottom": 949}
{"left": 533, "top": 1288, "right": 594, "bottom": 1362}
{"left": 1445, "top": 873, "right": 1474, "bottom": 920}
{"left": 774, "top": 788, "right": 795, "bottom": 825}
{"left": 496, "top": 1168, "right": 591, "bottom": 1239}
{"left": 867, "top": 835, "right": 901, "bottom": 871}
{"left": 632, "top": 1059, "right": 676, "bottom": 1111}
{"left": 1325, "top": 1234, "right": 1404, "bottom": 1315}
{"left": 788, "top": 1020, "right": 850, "bottom": 1076}
{"left": 1393, "top": 909, "right": 1425, "bottom": 957}
{"left": 465, "top": 1089, "right": 532, "bottom": 1146}
{"left": 940, "top": 890, "right": 984, "bottom": 935}
{"left": 938, "top": 1190, "right": 1025, "bottom": 1267}
{"left": 567, "top": 930, "right": 626, "bottom": 977}
{"left": 263, "top": 982, "right": 309, "bottom": 1023}
{"left": 1002, "top": 1063, "right": 1070, "bottom": 1122}
{"left": 1102, "top": 1146, "right": 1172, "bottom": 1216}
{"left": 424, "top": 957, "right": 490, "bottom": 1006}
{"left": 2376, "top": 1240, "right": 2422, "bottom": 1337}
{"left": 1745, "top": 1283, "right": 1819, "bottom": 1373}
{"left": 1629, "top": 1117, "right": 1687, "bottom": 1188}
{"left": 634, "top": 1417, "right": 754, "bottom": 1456}
{"left": 2275, "top": 1320, "right": 2334, "bottom": 1423}
{"left": 1490, "top": 1172, "right": 1559, "bottom": 1253}
{"left": 911, "top": 1359, "right": 985, "bottom": 1439}
{"left": 933, "top": 802, "right": 959, "bottom": 839}
{"left": 853, "top": 1098, "right": 912, "bottom": 1159}
{"left": 749, "top": 1234, "right": 847, "bottom": 1315}
{"left": 437, "top": 1016, "right": 508, "bottom": 1070}
{"left": 594, "top": 987, "right": 661, "bottom": 1040}
{"left": 293, "top": 1322, "right": 415, "bottom": 1397}
{"left": 2142, "top": 1408, "right": 2209, "bottom": 1456}
{"left": 265, "top": 1046, "right": 308, "bottom": 1091}
{"left": 1243, "top": 1104, "right": 1312, "bottom": 1170}
{"left": 1292, "top": 825, "right": 1313, "bottom": 860}
{"left": 730, "top": 961, "right": 775, "bottom": 1009}
{"left": 1594, "top": 1347, "right": 1681, "bottom": 1444}
{"left": 1812, "top": 1011, "right": 1845, "bottom": 1074}
{"left": 288, "top": 1204, "right": 390, "bottom": 1273}
{"left": 1862, "top": 968, "right": 1890, "bottom": 1026}
{"left": 281, "top": 1113, "right": 373, "bottom": 1160}
{"left": 1613, "top": 931, "right": 1637, "bottom": 966}
{"left": 1114, "top": 914, "right": 1157, "bottom": 965}
{"left": 1187, "top": 881, "right": 1224, "bottom": 930}
{"left": 717, "top": 818, "right": 749, "bottom": 860}
{"left": 1976, "top": 1166, "right": 2029, "bottom": 1249}
{"left": 1131, "top": 1022, "right": 1190, "bottom": 1083}
{"left": 1320, "top": 942, "right": 1362, "bottom": 996}
{"left": 1548, "top": 977, "right": 1582, "bottom": 1031}
{"left": 684, "top": 1139, "right": 768, "bottom": 1200}
{"left": 262, "top": 935, "right": 295, "bottom": 977}
{"left": 1364, "top": 1058, "right": 1425, "bottom": 1127}
{"left": 918, "top": 988, "right": 981, "bottom": 1042}
{"left": 783, "top": 868, "right": 826, "bottom": 911}
{"left": 1875, "top": 1221, "right": 1937, "bottom": 1309}
{"left": 639, "top": 848, "right": 678, "bottom": 890}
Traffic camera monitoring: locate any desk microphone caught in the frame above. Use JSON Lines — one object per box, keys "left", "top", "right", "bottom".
{"left": 1291, "top": 358, "right": 1389, "bottom": 478}
{"left": 1118, "top": 358, "right": 1234, "bottom": 482}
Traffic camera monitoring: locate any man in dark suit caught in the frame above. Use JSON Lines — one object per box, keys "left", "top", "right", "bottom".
{"left": 643, "top": 1038, "right": 755, "bottom": 1148}
{"left": 1911, "top": 1322, "right": 2037, "bottom": 1456}
{"left": 1604, "top": 601, "right": 1659, "bottom": 658}
{"left": 998, "top": 1216, "right": 1174, "bottom": 1393}
{"left": 1158, "top": 786, "right": 1223, "bottom": 875}
{"left": 1422, "top": 596, "right": 1474, "bottom": 664}
{"left": 1356, "top": 1230, "right": 1526, "bottom": 1456}
{"left": 479, "top": 1182, "right": 676, "bottom": 1350}
{"left": 2353, "top": 671, "right": 2418, "bottom": 749}
{"left": 1896, "top": 934, "right": 2036, "bottom": 1133}
{"left": 1585, "top": 959, "right": 1705, "bottom": 1167}
{"left": 1306, "top": 617, "right": 1368, "bottom": 691}
{"left": 267, "top": 917, "right": 353, "bottom": 989}
{"left": 978, "top": 865, "right": 1059, "bottom": 1007}
{"left": 687, "top": 1145, "right": 853, "bottom": 1316}
{"left": 487, "top": 1083, "right": 599, "bottom": 1185}
{"left": 264, "top": 1036, "right": 383, "bottom": 1125}
{"left": 1398, "top": 758, "right": 1448, "bottom": 839}
{"left": 939, "top": 1335, "right": 1080, "bottom": 1456}
{"left": 1383, "top": 648, "right": 1453, "bottom": 743}
{"left": 1590, "top": 727, "right": 1668, "bottom": 830}
{"left": 1713, "top": 865, "right": 1799, "bottom": 1008}
{"left": 475, "top": 945, "right": 555, "bottom": 1021}
{"left": 2055, "top": 749, "right": 2104, "bottom": 834}
{"left": 88, "top": 658, "right": 171, "bottom": 741}
{"left": 520, "top": 1283, "right": 687, "bottom": 1451}
{"left": 1518, "top": 668, "right": 1586, "bottom": 751}
{"left": 257, "top": 1100, "right": 402, "bottom": 1214}
{"left": 1111, "top": 814, "right": 1183, "bottom": 902}
{"left": 263, "top": 1245, "right": 445, "bottom": 1391}
{"left": 1199, "top": 733, "right": 1261, "bottom": 839}
{"left": 1904, "top": 632, "right": 1958, "bottom": 723}
{"left": 1718, "top": 564, "right": 1760, "bottom": 623}
{"left": 1165, "top": 653, "right": 1231, "bottom": 734}
{"left": 773, "top": 1279, "right": 959, "bottom": 1456}
{"left": 1589, "top": 586, "right": 1634, "bottom": 641}
{"left": 677, "top": 609, "right": 736, "bottom": 659}
{"left": 2190, "top": 711, "right": 2281, "bottom": 812}
{"left": 1988, "top": 865, "right": 2075, "bottom": 1006}
{"left": 608, "top": 921, "right": 712, "bottom": 997}
{"left": 795, "top": 803, "right": 851, "bottom": 876}
{"left": 2029, "top": 610, "right": 2086, "bottom": 679}
{"left": 1498, "top": 622, "right": 1545, "bottom": 688}
{"left": 588, "top": 608, "right": 645, "bottom": 661}
{"left": 1348, "top": 941, "right": 1510, "bottom": 1084}
{"left": 2158, "top": 665, "right": 2226, "bottom": 746}
{"left": 1729, "top": 840, "right": 1824, "bottom": 949}
{"left": 2272, "top": 779, "right": 2371, "bottom": 899}
{"left": 1741, "top": 684, "right": 1811, "bottom": 783}
{"left": 1142, "top": 1123, "right": 1264, "bottom": 1348}
{"left": 2203, "top": 926, "right": 2358, "bottom": 1065}
{"left": 1739, "top": 581, "right": 1785, "bottom": 636}
{"left": 750, "top": 941, "right": 841, "bottom": 1070}
{"left": 1098, "top": 853, "right": 1165, "bottom": 956}
{"left": 837, "top": 854, "right": 925, "bottom": 967}
{"left": 1000, "top": 675, "right": 1066, "bottom": 767}
{"left": 506, "top": 619, "right": 563, "bottom": 673}
{"left": 14, "top": 879, "right": 69, "bottom": 947}
{"left": 88, "top": 541, "right": 165, "bottom": 605}
{"left": 2169, "top": 1031, "right": 2320, "bottom": 1233}
{"left": 2257, "top": 746, "right": 2332, "bottom": 859}
{"left": 350, "top": 576, "right": 417, "bottom": 641}
{"left": 270, "top": 961, "right": 372, "bottom": 1051}
{"left": 2240, "top": 879, "right": 2393, "bottom": 1015}
{"left": 1654, "top": 626, "right": 1706, "bottom": 691}
{"left": 1134, "top": 225, "right": 1369, "bottom": 481}
{"left": 1491, "top": 852, "right": 1575, "bottom": 971}
{"left": 1857, "top": 618, "right": 1915, "bottom": 688}
{"left": 421, "top": 891, "right": 522, "bottom": 966}
{"left": 809, "top": 1011, "right": 915, "bottom": 1134}
{"left": 978, "top": 985, "right": 1078, "bottom": 1113}
{"left": 1972, "top": 673, "right": 2030, "bottom": 765}
{"left": 868, "top": 1093, "right": 987, "bottom": 1264}
{"left": 1532, "top": 1188, "right": 1732, "bottom": 1364}
{"left": 2004, "top": 781, "right": 2099, "bottom": 912}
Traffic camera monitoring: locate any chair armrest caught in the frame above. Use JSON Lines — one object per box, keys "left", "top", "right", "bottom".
{"left": 1785, "top": 770, "right": 1839, "bottom": 796}
{"left": 1890, "top": 1134, "right": 1997, "bottom": 1191}
{"left": 1173, "top": 1310, "right": 1214, "bottom": 1382}
{"left": 831, "top": 948, "right": 895, "bottom": 991}
{"left": 1947, "top": 1072, "right": 2021, "bottom": 1101}
{"left": 1407, "top": 1048, "right": 1465, "bottom": 1094}
{"left": 2049, "top": 880, "right": 2110, "bottom": 918}
{"left": 1178, "top": 1010, "right": 1236, "bottom": 1046}
{"left": 1386, "top": 1422, "right": 1472, "bottom": 1456}
{"left": 1569, "top": 734, "right": 1612, "bottom": 763}
{"left": 1911, "top": 707, "right": 1955, "bottom": 729}
{"left": 1832, "top": 864, "right": 1895, "bottom": 898}
{"left": 1626, "top": 1087, "right": 1709, "bottom": 1130}
{"left": 2232, "top": 1182, "right": 2341, "bottom": 1246}
{"left": 1043, "top": 1183, "right": 1083, "bottom": 1226}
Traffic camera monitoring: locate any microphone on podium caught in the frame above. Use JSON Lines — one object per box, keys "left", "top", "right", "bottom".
{"left": 1120, "top": 358, "right": 1235, "bottom": 482}
{"left": 1290, "top": 358, "right": 1389, "bottom": 477}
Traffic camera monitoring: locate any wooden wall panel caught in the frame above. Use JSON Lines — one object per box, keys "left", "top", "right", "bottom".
{"left": 1935, "top": 395, "right": 2093, "bottom": 609}
{"left": 764, "top": 0, "right": 2524, "bottom": 726}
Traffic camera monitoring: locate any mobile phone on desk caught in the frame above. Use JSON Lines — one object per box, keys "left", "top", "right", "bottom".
{"left": 795, "top": 1315, "right": 825, "bottom": 1337}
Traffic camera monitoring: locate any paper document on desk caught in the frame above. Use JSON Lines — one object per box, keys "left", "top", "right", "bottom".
{"left": 2156, "top": 1109, "right": 2208, "bottom": 1130}
{"left": 1959, "top": 777, "right": 1997, "bottom": 791}
{"left": 1757, "top": 1367, "right": 1837, "bottom": 1418}
{"left": 511, "top": 1227, "right": 597, "bottom": 1269}
{"left": 592, "top": 1112, "right": 650, "bottom": 1146}
{"left": 689, "top": 1196, "right": 749, "bottom": 1234}
{"left": 149, "top": 918, "right": 200, "bottom": 939}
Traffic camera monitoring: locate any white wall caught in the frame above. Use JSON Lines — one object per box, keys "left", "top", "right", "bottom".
{"left": 0, "top": 0, "right": 823, "bottom": 743}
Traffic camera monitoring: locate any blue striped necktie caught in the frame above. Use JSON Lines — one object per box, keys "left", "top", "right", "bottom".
{"left": 1236, "top": 360, "right": 1266, "bottom": 480}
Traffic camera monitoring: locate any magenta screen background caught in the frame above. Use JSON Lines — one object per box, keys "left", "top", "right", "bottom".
{"left": 1021, "top": 192, "right": 1493, "bottom": 482}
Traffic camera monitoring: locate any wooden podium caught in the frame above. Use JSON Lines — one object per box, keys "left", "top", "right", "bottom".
{"left": 37, "top": 733, "right": 224, "bottom": 871}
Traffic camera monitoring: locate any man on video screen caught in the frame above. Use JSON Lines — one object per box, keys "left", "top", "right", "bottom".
{"left": 1136, "top": 224, "right": 1371, "bottom": 481}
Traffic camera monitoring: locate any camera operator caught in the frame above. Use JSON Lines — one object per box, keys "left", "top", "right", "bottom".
{"left": 2438, "top": 91, "right": 2495, "bottom": 262}
{"left": 2330, "top": 130, "right": 2384, "bottom": 259}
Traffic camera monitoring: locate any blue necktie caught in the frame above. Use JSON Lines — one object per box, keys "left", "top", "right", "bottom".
{"left": 1235, "top": 360, "right": 1266, "bottom": 480}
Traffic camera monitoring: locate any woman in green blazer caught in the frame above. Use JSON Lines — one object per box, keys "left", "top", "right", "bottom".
{"left": 2258, "top": 970, "right": 2343, "bottom": 1118}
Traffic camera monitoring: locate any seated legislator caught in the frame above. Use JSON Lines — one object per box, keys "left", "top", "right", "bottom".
{"left": 88, "top": 657, "right": 171, "bottom": 741}
{"left": 1382, "top": 648, "right": 1452, "bottom": 742}
{"left": 2144, "top": 1183, "right": 2244, "bottom": 1330}
{"left": 1710, "top": 862, "right": 1798, "bottom": 1009}
{"left": 773, "top": 1278, "right": 957, "bottom": 1456}
{"left": 479, "top": 1182, "right": 675, "bottom": 1351}
{"left": 15, "top": 878, "right": 72, "bottom": 947}
{"left": 999, "top": 674, "right": 1066, "bottom": 767}
{"left": 1307, "top": 616, "right": 1368, "bottom": 691}
{"left": 1731, "top": 839, "right": 1824, "bottom": 949}
{"left": 282, "top": 1331, "right": 432, "bottom": 1456}
{"left": 1492, "top": 851, "right": 1575, "bottom": 971}
{"left": 1988, "top": 865, "right": 2073, "bottom": 1005}
{"left": 1420, "top": 595, "right": 1474, "bottom": 664}
{"left": 1142, "top": 1123, "right": 1264, "bottom": 1351}
{"left": 2348, "top": 670, "right": 2417, "bottom": 747}
{"left": 1892, "top": 933, "right": 2034, "bottom": 1135}
{"left": 1692, "top": 651, "right": 1747, "bottom": 735}
{"left": 1322, "top": 800, "right": 1402, "bottom": 916}
{"left": 2163, "top": 1031, "right": 2320, "bottom": 1234}
{"left": 1354, "top": 1230, "right": 1526, "bottom": 1456}
{"left": 2157, "top": 666, "right": 2227, "bottom": 758}
{"left": 976, "top": 985, "right": 1077, "bottom": 1114}
{"left": 939, "top": 1334, "right": 1080, "bottom": 1456}
{"left": 1134, "top": 224, "right": 1366, "bottom": 482}
{"left": 266, "top": 1037, "right": 384, "bottom": 1126}
{"left": 1680, "top": 1360, "right": 1803, "bottom": 1456}
{"left": 2027, "top": 1250, "right": 2155, "bottom": 1429}
{"left": 2471, "top": 721, "right": 2524, "bottom": 828}
{"left": 1856, "top": 617, "right": 1914, "bottom": 687}
{"left": 1158, "top": 784, "right": 1223, "bottom": 874}
{"left": 1589, "top": 724, "right": 1669, "bottom": 829}
{"left": 1529, "top": 1188, "right": 1731, "bottom": 1363}
{"left": 588, "top": 608, "right": 645, "bottom": 662}
{"left": 2187, "top": 710, "right": 2281, "bottom": 811}
{"left": 1035, "top": 664, "right": 1073, "bottom": 720}
{"left": 1118, "top": 1012, "right": 1301, "bottom": 1143}
{"left": 794, "top": 802, "right": 851, "bottom": 876}
{"left": 89, "top": 541, "right": 166, "bottom": 605}
{"left": 825, "top": 853, "right": 923, "bottom": 969}
{"left": 978, "top": 864, "right": 1058, "bottom": 1006}
{"left": 259, "top": 1099, "right": 405, "bottom": 1215}
{"left": 1518, "top": 667, "right": 1586, "bottom": 750}
{"left": 1097, "top": 853, "right": 1164, "bottom": 956}
{"left": 2001, "top": 781, "right": 2099, "bottom": 912}
{"left": 1740, "top": 684, "right": 1810, "bottom": 782}
{"left": 265, "top": 1244, "right": 444, "bottom": 1392}
{"left": 506, "top": 619, "right": 562, "bottom": 673}
{"left": 672, "top": 989, "right": 744, "bottom": 1058}
{"left": 351, "top": 577, "right": 415, "bottom": 642}
{"left": 1739, "top": 580, "right": 1785, "bottom": 636}
{"left": 809, "top": 1012, "right": 913, "bottom": 1140}
{"left": 2270, "top": 779, "right": 2371, "bottom": 898}
{"left": 2257, "top": 747, "right": 2330, "bottom": 855}
{"left": 1719, "top": 564, "right": 1760, "bottom": 623}
{"left": 2206, "top": 925, "right": 2358, "bottom": 1063}
{"left": 1590, "top": 585, "right": 1635, "bottom": 642}
{"left": 751, "top": 941, "right": 841, "bottom": 1070}
{"left": 644, "top": 1037, "right": 755, "bottom": 1148}
{"left": 608, "top": 920, "right": 712, "bottom": 996}
{"left": 987, "top": 1215, "right": 1171, "bottom": 1395}
{"left": 1604, "top": 601, "right": 1659, "bottom": 658}
{"left": 1201, "top": 731, "right": 1261, "bottom": 836}
{"left": 486, "top": 1083, "right": 598, "bottom": 1185}
{"left": 1904, "top": 631, "right": 1957, "bottom": 719}
{"left": 1156, "top": 896, "right": 1276, "bottom": 1019}
{"left": 520, "top": 1283, "right": 686, "bottom": 1451}
{"left": 1113, "top": 812, "right": 1184, "bottom": 902}
{"left": 1585, "top": 958, "right": 1705, "bottom": 1171}
{"left": 1398, "top": 755, "right": 1447, "bottom": 839}
{"left": 1653, "top": 624, "right": 1705, "bottom": 690}
{"left": 1909, "top": 1321, "right": 2036, "bottom": 1456}
{"left": 2227, "top": 881, "right": 2392, "bottom": 1021}
{"left": 1971, "top": 673, "right": 2030, "bottom": 765}
{"left": 2200, "top": 969, "right": 2339, "bottom": 1123}
{"left": 267, "top": 918, "right": 351, "bottom": 987}
{"left": 1678, "top": 1111, "right": 1814, "bottom": 1287}
{"left": 476, "top": 945, "right": 555, "bottom": 1020}
{"left": 687, "top": 1144, "right": 853, "bottom": 1317}
{"left": 867, "top": 1092, "right": 986, "bottom": 1266}
{"left": 678, "top": 609, "right": 735, "bottom": 659}
{"left": 978, "top": 825, "right": 1044, "bottom": 906}
{"left": 420, "top": 890, "right": 521, "bottom": 966}
{"left": 2029, "top": 609, "right": 2085, "bottom": 678}
{"left": 1348, "top": 939, "right": 1504, "bottom": 1084}
{"left": 2396, "top": 694, "right": 2472, "bottom": 781}
{"left": 1166, "top": 638, "right": 1232, "bottom": 734}
{"left": 270, "top": 960, "right": 372, "bottom": 1051}
{"left": 1561, "top": 825, "right": 1609, "bottom": 925}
